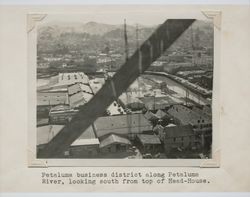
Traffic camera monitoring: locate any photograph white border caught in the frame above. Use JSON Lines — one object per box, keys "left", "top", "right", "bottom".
{"left": 27, "top": 6, "right": 221, "bottom": 167}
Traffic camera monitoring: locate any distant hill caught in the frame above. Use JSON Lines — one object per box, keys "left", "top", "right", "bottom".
{"left": 38, "top": 20, "right": 213, "bottom": 54}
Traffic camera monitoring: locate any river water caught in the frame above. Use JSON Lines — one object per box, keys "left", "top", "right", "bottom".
{"left": 143, "top": 74, "right": 211, "bottom": 105}
{"left": 37, "top": 73, "right": 211, "bottom": 105}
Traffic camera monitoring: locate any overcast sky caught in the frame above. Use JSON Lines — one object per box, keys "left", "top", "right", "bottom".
{"left": 39, "top": 6, "right": 210, "bottom": 26}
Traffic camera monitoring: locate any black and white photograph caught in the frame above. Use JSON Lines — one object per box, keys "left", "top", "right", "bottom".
{"left": 2, "top": 1, "right": 250, "bottom": 193}
{"left": 36, "top": 14, "right": 214, "bottom": 159}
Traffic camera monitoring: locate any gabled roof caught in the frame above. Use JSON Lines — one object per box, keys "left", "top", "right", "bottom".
{"left": 99, "top": 134, "right": 131, "bottom": 148}
{"left": 69, "top": 91, "right": 93, "bottom": 108}
{"left": 137, "top": 134, "right": 161, "bottom": 145}
{"left": 155, "top": 109, "right": 168, "bottom": 119}
{"left": 68, "top": 83, "right": 92, "bottom": 95}
{"left": 144, "top": 111, "right": 158, "bottom": 120}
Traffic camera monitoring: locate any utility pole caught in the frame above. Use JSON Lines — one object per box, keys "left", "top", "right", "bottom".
{"left": 185, "top": 89, "right": 189, "bottom": 106}
{"left": 124, "top": 19, "right": 129, "bottom": 62}
{"left": 136, "top": 24, "right": 139, "bottom": 49}
{"left": 153, "top": 91, "right": 156, "bottom": 110}
{"left": 136, "top": 23, "right": 141, "bottom": 133}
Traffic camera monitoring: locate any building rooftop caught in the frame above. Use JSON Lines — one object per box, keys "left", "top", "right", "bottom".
{"left": 37, "top": 124, "right": 98, "bottom": 146}
{"left": 68, "top": 83, "right": 93, "bottom": 95}
{"left": 58, "top": 72, "right": 89, "bottom": 86}
{"left": 106, "top": 101, "right": 126, "bottom": 115}
{"left": 69, "top": 91, "right": 93, "bottom": 108}
{"left": 163, "top": 125, "right": 194, "bottom": 138}
{"left": 167, "top": 104, "right": 212, "bottom": 126}
{"left": 71, "top": 138, "right": 100, "bottom": 146}
{"left": 192, "top": 106, "right": 212, "bottom": 117}
{"left": 119, "top": 92, "right": 144, "bottom": 106}
{"left": 99, "top": 134, "right": 131, "bottom": 148}
{"left": 155, "top": 109, "right": 168, "bottom": 119}
{"left": 50, "top": 104, "right": 71, "bottom": 112}
{"left": 94, "top": 114, "right": 152, "bottom": 138}
{"left": 37, "top": 92, "right": 68, "bottom": 106}
{"left": 144, "top": 111, "right": 159, "bottom": 121}
{"left": 137, "top": 134, "right": 161, "bottom": 145}
{"left": 140, "top": 96, "right": 177, "bottom": 110}
{"left": 37, "top": 125, "right": 64, "bottom": 145}
{"left": 37, "top": 118, "right": 49, "bottom": 127}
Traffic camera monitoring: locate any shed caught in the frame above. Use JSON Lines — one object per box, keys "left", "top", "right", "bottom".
{"left": 137, "top": 134, "right": 161, "bottom": 153}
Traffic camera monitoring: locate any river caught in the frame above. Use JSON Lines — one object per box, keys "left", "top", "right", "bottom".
{"left": 143, "top": 74, "right": 211, "bottom": 105}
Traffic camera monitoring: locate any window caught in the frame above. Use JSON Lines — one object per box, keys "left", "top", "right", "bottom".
{"left": 173, "top": 137, "right": 176, "bottom": 142}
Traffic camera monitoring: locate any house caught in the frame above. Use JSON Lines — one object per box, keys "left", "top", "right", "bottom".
{"left": 94, "top": 113, "right": 153, "bottom": 140}
{"left": 136, "top": 134, "right": 162, "bottom": 154}
{"left": 99, "top": 134, "right": 131, "bottom": 153}
{"left": 167, "top": 104, "right": 212, "bottom": 132}
{"left": 159, "top": 125, "right": 201, "bottom": 154}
